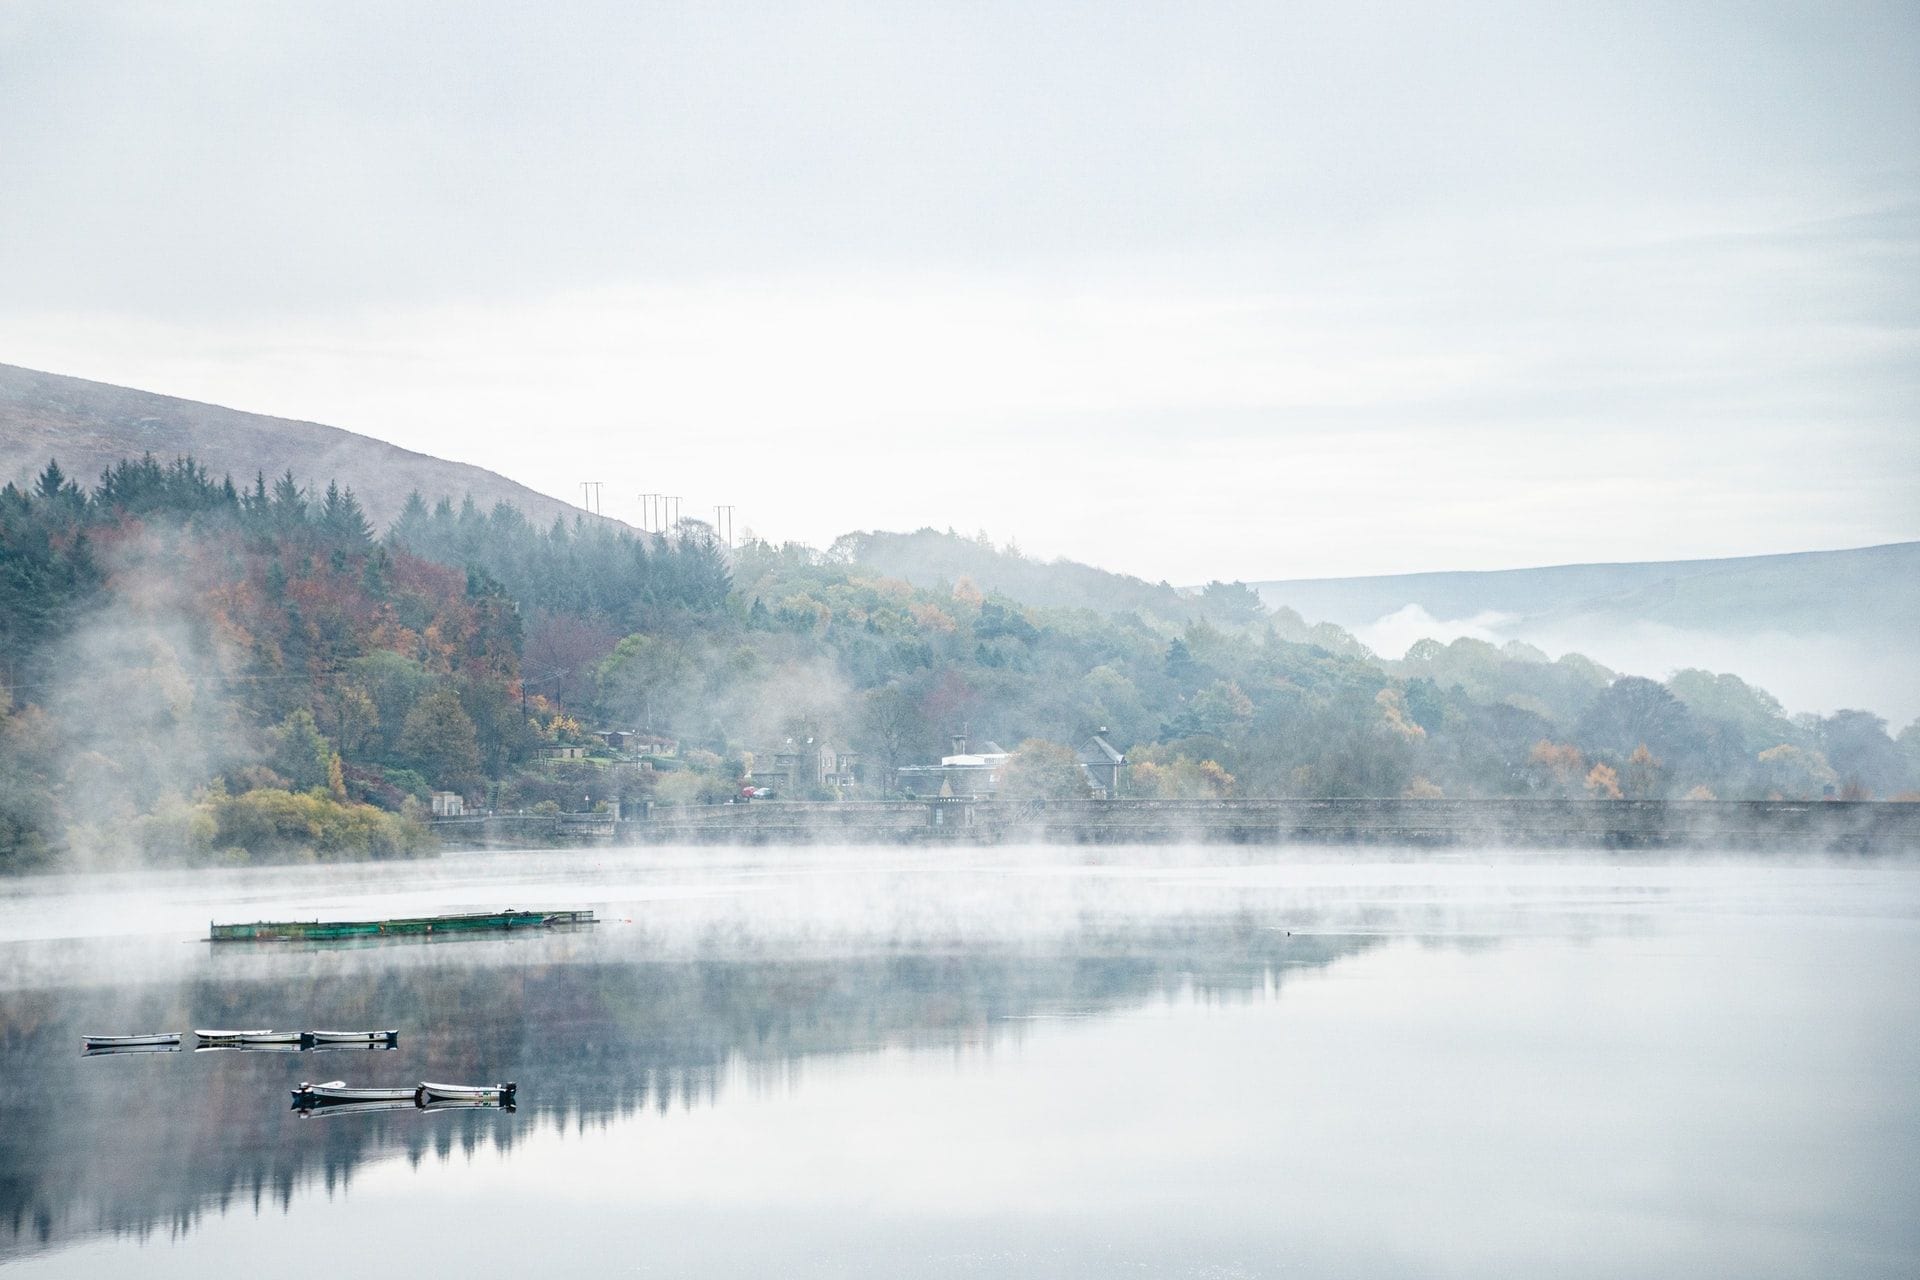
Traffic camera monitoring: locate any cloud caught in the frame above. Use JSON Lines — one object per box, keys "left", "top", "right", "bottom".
{"left": 1355, "top": 607, "right": 1517, "bottom": 660}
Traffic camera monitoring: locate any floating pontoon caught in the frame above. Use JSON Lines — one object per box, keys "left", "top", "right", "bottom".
{"left": 210, "top": 909, "right": 596, "bottom": 942}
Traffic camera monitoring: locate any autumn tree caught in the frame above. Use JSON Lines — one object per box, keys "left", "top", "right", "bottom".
{"left": 1624, "top": 744, "right": 1662, "bottom": 798}
{"left": 1756, "top": 744, "right": 1837, "bottom": 800}
{"left": 1001, "top": 739, "right": 1091, "bottom": 800}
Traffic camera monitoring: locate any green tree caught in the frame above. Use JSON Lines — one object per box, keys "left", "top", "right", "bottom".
{"left": 396, "top": 688, "right": 483, "bottom": 791}
{"left": 349, "top": 652, "right": 433, "bottom": 756}
{"left": 1197, "top": 580, "right": 1267, "bottom": 628}
{"left": 271, "top": 709, "right": 334, "bottom": 793}
{"left": 597, "top": 634, "right": 694, "bottom": 729}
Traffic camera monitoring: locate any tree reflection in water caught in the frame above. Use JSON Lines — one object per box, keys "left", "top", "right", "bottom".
{"left": 0, "top": 924, "right": 1373, "bottom": 1258}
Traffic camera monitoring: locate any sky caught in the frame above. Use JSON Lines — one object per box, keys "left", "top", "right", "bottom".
{"left": 0, "top": 1, "right": 1915, "bottom": 583}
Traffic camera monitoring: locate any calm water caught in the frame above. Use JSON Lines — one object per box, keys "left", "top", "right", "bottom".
{"left": 2, "top": 845, "right": 1916, "bottom": 1277}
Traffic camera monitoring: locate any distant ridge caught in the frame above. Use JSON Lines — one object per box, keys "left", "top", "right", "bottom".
{"left": 0, "top": 362, "right": 614, "bottom": 533}
{"left": 1247, "top": 542, "right": 1920, "bottom": 720}
{"left": 1246, "top": 542, "right": 1920, "bottom": 637}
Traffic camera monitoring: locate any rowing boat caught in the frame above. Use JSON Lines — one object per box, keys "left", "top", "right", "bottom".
{"left": 195, "top": 1028, "right": 272, "bottom": 1045}
{"left": 84, "top": 1033, "right": 180, "bottom": 1049}
{"left": 292, "top": 1080, "right": 423, "bottom": 1105}
{"left": 302, "top": 1029, "right": 400, "bottom": 1047}
{"left": 293, "top": 1097, "right": 419, "bottom": 1118}
{"left": 419, "top": 1080, "right": 517, "bottom": 1105}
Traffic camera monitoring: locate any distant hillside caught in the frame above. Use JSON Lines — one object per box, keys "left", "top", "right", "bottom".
{"left": 1249, "top": 543, "right": 1920, "bottom": 720}
{"left": 832, "top": 528, "right": 1202, "bottom": 621}
{"left": 1248, "top": 544, "right": 1920, "bottom": 634}
{"left": 0, "top": 362, "right": 606, "bottom": 533}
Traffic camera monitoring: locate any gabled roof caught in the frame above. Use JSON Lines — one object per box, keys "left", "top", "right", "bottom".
{"left": 1079, "top": 734, "right": 1125, "bottom": 764}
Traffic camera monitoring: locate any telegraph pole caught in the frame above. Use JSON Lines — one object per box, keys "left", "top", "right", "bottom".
{"left": 579, "top": 481, "right": 603, "bottom": 515}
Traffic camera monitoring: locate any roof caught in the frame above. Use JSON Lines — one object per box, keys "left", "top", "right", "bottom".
{"left": 1079, "top": 735, "right": 1125, "bottom": 764}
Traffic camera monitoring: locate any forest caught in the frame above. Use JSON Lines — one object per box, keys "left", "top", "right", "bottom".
{"left": 2, "top": 455, "right": 1916, "bottom": 870}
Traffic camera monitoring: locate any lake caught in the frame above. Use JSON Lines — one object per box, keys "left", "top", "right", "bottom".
{"left": 2, "top": 845, "right": 1916, "bottom": 1277}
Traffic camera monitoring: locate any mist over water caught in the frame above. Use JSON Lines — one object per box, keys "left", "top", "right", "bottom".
{"left": 4, "top": 844, "right": 1916, "bottom": 1277}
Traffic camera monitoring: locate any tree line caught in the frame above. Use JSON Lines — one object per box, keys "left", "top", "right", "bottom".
{"left": 2, "top": 453, "right": 1916, "bottom": 869}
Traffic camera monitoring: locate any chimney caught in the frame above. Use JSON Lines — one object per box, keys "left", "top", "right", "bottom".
{"left": 951, "top": 732, "right": 967, "bottom": 756}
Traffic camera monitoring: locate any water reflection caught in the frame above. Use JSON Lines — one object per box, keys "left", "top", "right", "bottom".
{"left": 1, "top": 922, "right": 1370, "bottom": 1258}
{"left": 5, "top": 848, "right": 1917, "bottom": 1276}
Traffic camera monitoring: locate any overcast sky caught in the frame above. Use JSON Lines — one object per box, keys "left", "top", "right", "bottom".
{"left": 1, "top": 1, "right": 1914, "bottom": 582}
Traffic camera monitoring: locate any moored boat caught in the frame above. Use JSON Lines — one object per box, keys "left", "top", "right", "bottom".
{"left": 293, "top": 1097, "right": 419, "bottom": 1118}
{"left": 302, "top": 1029, "right": 400, "bottom": 1047}
{"left": 195, "top": 1028, "right": 273, "bottom": 1045}
{"left": 419, "top": 1080, "right": 517, "bottom": 1105}
{"left": 291, "top": 1080, "right": 424, "bottom": 1105}
{"left": 83, "top": 1033, "right": 181, "bottom": 1049}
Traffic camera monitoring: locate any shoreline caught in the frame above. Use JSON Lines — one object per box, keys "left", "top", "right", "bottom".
{"left": 435, "top": 796, "right": 1920, "bottom": 855}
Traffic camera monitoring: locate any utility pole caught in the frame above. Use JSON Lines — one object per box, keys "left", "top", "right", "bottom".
{"left": 579, "top": 481, "right": 603, "bottom": 515}
{"left": 713, "top": 504, "right": 735, "bottom": 548}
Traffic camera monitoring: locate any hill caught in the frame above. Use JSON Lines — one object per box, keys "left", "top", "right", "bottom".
{"left": 1249, "top": 543, "right": 1920, "bottom": 720}
{"left": 831, "top": 528, "right": 1206, "bottom": 623}
{"left": 0, "top": 362, "right": 605, "bottom": 532}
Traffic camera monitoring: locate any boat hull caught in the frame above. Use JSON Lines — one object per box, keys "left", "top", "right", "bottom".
{"left": 303, "top": 1029, "right": 400, "bottom": 1046}
{"left": 292, "top": 1081, "right": 423, "bottom": 1104}
{"left": 294, "top": 1097, "right": 418, "bottom": 1117}
{"left": 84, "top": 1033, "right": 180, "bottom": 1049}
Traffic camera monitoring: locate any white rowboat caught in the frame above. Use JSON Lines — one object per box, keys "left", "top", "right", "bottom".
{"left": 294, "top": 1097, "right": 419, "bottom": 1118}
{"left": 195, "top": 1028, "right": 273, "bottom": 1044}
{"left": 292, "top": 1080, "right": 424, "bottom": 1104}
{"left": 238, "top": 1031, "right": 303, "bottom": 1046}
{"left": 303, "top": 1029, "right": 400, "bottom": 1046}
{"left": 84, "top": 1033, "right": 181, "bottom": 1049}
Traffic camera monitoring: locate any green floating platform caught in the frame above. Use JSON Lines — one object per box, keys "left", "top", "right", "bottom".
{"left": 209, "top": 909, "right": 597, "bottom": 942}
